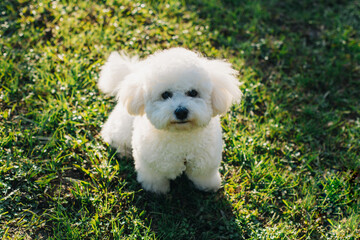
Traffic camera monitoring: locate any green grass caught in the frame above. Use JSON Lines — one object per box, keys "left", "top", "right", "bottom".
{"left": 1, "top": 0, "right": 359, "bottom": 239}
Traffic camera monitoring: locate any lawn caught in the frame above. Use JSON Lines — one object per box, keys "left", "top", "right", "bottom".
{"left": 1, "top": 0, "right": 359, "bottom": 239}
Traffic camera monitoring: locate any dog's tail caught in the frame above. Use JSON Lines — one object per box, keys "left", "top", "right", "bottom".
{"left": 98, "top": 52, "right": 139, "bottom": 96}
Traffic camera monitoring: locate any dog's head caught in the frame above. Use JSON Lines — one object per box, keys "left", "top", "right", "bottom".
{"left": 102, "top": 48, "right": 241, "bottom": 131}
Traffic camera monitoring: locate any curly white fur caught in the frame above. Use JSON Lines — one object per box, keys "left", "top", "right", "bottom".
{"left": 99, "top": 48, "right": 241, "bottom": 193}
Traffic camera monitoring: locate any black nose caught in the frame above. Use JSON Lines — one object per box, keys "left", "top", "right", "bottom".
{"left": 174, "top": 107, "right": 189, "bottom": 120}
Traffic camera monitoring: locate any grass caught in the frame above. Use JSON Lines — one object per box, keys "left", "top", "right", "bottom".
{"left": 1, "top": 0, "right": 359, "bottom": 239}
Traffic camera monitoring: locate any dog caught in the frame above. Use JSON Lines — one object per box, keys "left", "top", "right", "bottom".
{"left": 98, "top": 48, "right": 241, "bottom": 193}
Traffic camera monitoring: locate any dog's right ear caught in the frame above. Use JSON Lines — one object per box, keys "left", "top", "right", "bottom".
{"left": 203, "top": 59, "right": 242, "bottom": 116}
{"left": 98, "top": 52, "right": 138, "bottom": 96}
{"left": 117, "top": 73, "right": 145, "bottom": 116}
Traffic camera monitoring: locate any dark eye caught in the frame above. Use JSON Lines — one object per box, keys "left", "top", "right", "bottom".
{"left": 161, "top": 91, "right": 173, "bottom": 100}
{"left": 186, "top": 89, "right": 198, "bottom": 98}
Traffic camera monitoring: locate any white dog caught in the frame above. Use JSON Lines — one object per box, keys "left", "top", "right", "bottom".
{"left": 98, "top": 48, "right": 241, "bottom": 193}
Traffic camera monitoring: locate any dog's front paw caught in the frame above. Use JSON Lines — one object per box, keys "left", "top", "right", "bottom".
{"left": 137, "top": 170, "right": 170, "bottom": 194}
{"left": 187, "top": 170, "right": 221, "bottom": 192}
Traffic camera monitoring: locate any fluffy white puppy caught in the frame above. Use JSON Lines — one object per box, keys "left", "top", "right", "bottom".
{"left": 98, "top": 48, "right": 241, "bottom": 194}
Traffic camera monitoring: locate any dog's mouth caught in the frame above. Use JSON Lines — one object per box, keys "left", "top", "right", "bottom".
{"left": 167, "top": 120, "right": 199, "bottom": 131}
{"left": 171, "top": 121, "right": 190, "bottom": 125}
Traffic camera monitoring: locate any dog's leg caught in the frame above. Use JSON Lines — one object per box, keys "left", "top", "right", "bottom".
{"left": 186, "top": 168, "right": 221, "bottom": 192}
{"left": 136, "top": 167, "right": 170, "bottom": 194}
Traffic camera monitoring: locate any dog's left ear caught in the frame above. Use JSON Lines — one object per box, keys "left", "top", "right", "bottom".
{"left": 117, "top": 73, "right": 145, "bottom": 116}
{"left": 203, "top": 59, "right": 242, "bottom": 116}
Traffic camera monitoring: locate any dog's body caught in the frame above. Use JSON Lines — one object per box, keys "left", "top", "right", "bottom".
{"left": 99, "top": 48, "right": 241, "bottom": 193}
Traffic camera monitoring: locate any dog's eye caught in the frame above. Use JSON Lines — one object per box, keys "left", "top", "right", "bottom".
{"left": 161, "top": 91, "right": 173, "bottom": 100}
{"left": 186, "top": 89, "right": 198, "bottom": 98}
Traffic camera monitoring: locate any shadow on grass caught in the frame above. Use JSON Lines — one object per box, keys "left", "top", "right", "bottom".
{"left": 118, "top": 156, "right": 246, "bottom": 239}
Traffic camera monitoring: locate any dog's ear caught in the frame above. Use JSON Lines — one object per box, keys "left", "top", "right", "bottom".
{"left": 204, "top": 59, "right": 242, "bottom": 116}
{"left": 117, "top": 73, "right": 145, "bottom": 116}
{"left": 98, "top": 51, "right": 138, "bottom": 96}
